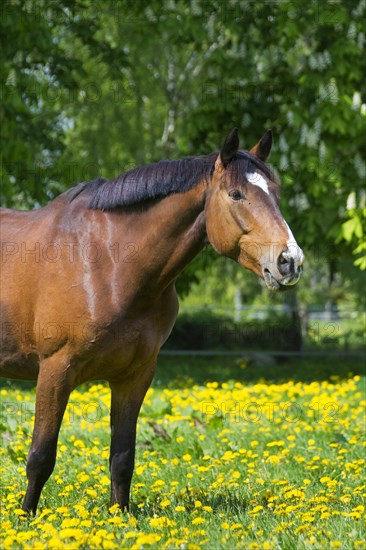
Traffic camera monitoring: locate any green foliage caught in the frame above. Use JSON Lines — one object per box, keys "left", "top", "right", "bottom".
{"left": 341, "top": 198, "right": 366, "bottom": 270}
{"left": 1, "top": 0, "right": 82, "bottom": 206}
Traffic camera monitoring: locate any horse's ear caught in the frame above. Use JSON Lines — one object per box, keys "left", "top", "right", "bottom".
{"left": 250, "top": 129, "right": 272, "bottom": 162}
{"left": 219, "top": 128, "right": 240, "bottom": 169}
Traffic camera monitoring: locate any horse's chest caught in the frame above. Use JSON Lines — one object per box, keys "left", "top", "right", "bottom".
{"left": 117, "top": 302, "right": 177, "bottom": 356}
{"left": 77, "top": 289, "right": 179, "bottom": 382}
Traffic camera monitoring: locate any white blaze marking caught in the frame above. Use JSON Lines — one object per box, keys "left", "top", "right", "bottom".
{"left": 284, "top": 221, "right": 304, "bottom": 265}
{"left": 284, "top": 220, "right": 296, "bottom": 244}
{"left": 246, "top": 172, "right": 269, "bottom": 195}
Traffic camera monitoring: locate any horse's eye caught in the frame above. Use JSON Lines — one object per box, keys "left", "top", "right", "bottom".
{"left": 229, "top": 189, "right": 243, "bottom": 201}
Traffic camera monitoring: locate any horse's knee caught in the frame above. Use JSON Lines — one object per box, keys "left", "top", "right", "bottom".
{"left": 26, "top": 445, "right": 56, "bottom": 484}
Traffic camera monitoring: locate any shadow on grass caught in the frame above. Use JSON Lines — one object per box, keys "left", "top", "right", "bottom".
{"left": 1, "top": 355, "right": 365, "bottom": 392}
{"left": 154, "top": 355, "right": 366, "bottom": 388}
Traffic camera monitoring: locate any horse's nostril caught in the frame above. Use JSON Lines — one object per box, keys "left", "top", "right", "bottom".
{"left": 277, "top": 252, "right": 294, "bottom": 275}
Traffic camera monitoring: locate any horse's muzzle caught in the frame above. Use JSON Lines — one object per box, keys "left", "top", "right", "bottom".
{"left": 263, "top": 265, "right": 303, "bottom": 291}
{"left": 263, "top": 244, "right": 304, "bottom": 291}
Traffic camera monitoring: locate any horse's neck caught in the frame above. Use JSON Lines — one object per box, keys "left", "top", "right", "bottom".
{"left": 112, "top": 182, "right": 207, "bottom": 294}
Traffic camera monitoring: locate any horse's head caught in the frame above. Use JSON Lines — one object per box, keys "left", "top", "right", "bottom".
{"left": 205, "top": 128, "right": 304, "bottom": 291}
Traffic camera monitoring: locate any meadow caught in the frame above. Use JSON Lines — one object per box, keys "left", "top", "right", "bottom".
{"left": 1, "top": 357, "right": 365, "bottom": 549}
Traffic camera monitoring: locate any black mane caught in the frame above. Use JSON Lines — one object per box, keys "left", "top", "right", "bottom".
{"left": 64, "top": 151, "right": 274, "bottom": 210}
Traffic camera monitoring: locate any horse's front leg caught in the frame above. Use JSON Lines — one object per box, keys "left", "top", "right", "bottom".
{"left": 109, "top": 364, "right": 155, "bottom": 510}
{"left": 22, "top": 353, "right": 74, "bottom": 514}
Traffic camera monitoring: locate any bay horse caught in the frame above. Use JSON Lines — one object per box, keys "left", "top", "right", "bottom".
{"left": 0, "top": 129, "right": 304, "bottom": 514}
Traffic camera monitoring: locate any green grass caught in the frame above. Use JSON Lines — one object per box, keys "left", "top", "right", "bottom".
{"left": 1, "top": 357, "right": 365, "bottom": 549}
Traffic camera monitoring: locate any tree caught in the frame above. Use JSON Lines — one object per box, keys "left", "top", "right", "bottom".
{"left": 0, "top": 0, "right": 123, "bottom": 206}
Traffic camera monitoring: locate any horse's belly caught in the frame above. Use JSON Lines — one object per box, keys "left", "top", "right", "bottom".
{"left": 0, "top": 350, "right": 39, "bottom": 380}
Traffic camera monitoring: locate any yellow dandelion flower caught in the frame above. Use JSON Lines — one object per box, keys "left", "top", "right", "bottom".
{"left": 134, "top": 533, "right": 161, "bottom": 546}
{"left": 61, "top": 518, "right": 80, "bottom": 528}
{"left": 108, "top": 517, "right": 125, "bottom": 525}
{"left": 81, "top": 520, "right": 92, "bottom": 527}
{"left": 192, "top": 517, "right": 205, "bottom": 525}
{"left": 320, "top": 476, "right": 332, "bottom": 483}
{"left": 59, "top": 527, "right": 84, "bottom": 539}
{"left": 13, "top": 508, "right": 27, "bottom": 516}
{"left": 149, "top": 516, "right": 174, "bottom": 528}
{"left": 124, "top": 532, "right": 138, "bottom": 539}
{"left": 202, "top": 506, "right": 213, "bottom": 512}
